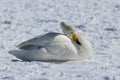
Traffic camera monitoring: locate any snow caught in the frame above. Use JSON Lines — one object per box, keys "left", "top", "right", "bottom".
{"left": 0, "top": 0, "right": 120, "bottom": 80}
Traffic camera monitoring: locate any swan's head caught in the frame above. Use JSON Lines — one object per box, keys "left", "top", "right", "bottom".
{"left": 60, "top": 22, "right": 92, "bottom": 59}
{"left": 60, "top": 22, "right": 81, "bottom": 45}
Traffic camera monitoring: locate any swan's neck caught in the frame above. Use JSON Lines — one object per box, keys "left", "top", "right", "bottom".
{"left": 77, "top": 35, "right": 92, "bottom": 54}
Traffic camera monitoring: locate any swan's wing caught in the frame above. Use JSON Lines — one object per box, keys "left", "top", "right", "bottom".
{"left": 18, "top": 32, "right": 59, "bottom": 49}
{"left": 18, "top": 35, "right": 43, "bottom": 49}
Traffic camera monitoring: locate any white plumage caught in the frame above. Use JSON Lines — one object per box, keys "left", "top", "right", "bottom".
{"left": 9, "top": 22, "right": 92, "bottom": 61}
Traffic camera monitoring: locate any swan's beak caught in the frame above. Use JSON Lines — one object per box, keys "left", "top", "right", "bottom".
{"left": 72, "top": 34, "right": 78, "bottom": 42}
{"left": 72, "top": 34, "right": 81, "bottom": 45}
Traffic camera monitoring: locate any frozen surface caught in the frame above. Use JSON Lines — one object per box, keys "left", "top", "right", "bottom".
{"left": 0, "top": 0, "right": 120, "bottom": 80}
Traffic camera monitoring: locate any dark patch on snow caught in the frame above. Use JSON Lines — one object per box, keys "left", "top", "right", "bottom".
{"left": 89, "top": 16, "right": 96, "bottom": 20}
{"left": 116, "top": 65, "right": 120, "bottom": 69}
{"left": 43, "top": 29, "right": 49, "bottom": 32}
{"left": 114, "top": 4, "right": 120, "bottom": 10}
{"left": 104, "top": 28, "right": 117, "bottom": 31}
{"left": 24, "top": 3, "right": 32, "bottom": 10}
{"left": 35, "top": 19, "right": 58, "bottom": 23}
{"left": 104, "top": 76, "right": 110, "bottom": 80}
{"left": 11, "top": 59, "right": 23, "bottom": 62}
{"left": 31, "top": 78, "right": 48, "bottom": 80}
{"left": 115, "top": 5, "right": 120, "bottom": 8}
{"left": 0, "top": 45, "right": 5, "bottom": 49}
{"left": 2, "top": 21, "right": 12, "bottom": 24}
{"left": 76, "top": 74, "right": 82, "bottom": 77}
{"left": 11, "top": 59, "right": 67, "bottom": 63}
{"left": 76, "top": 25, "right": 86, "bottom": 31}
{"left": 94, "top": 3, "right": 98, "bottom": 6}
{"left": 2, "top": 76, "right": 15, "bottom": 80}
{"left": 76, "top": 25, "right": 85, "bottom": 29}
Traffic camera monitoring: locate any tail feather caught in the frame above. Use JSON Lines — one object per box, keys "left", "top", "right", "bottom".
{"left": 9, "top": 48, "right": 49, "bottom": 61}
{"left": 9, "top": 50, "right": 32, "bottom": 61}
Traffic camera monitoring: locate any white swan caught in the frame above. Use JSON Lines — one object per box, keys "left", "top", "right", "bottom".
{"left": 9, "top": 22, "right": 92, "bottom": 61}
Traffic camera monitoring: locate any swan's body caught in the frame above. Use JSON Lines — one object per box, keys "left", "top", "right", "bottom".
{"left": 9, "top": 22, "right": 92, "bottom": 61}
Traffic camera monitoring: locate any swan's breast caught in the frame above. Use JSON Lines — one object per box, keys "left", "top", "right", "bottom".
{"left": 43, "top": 34, "right": 77, "bottom": 57}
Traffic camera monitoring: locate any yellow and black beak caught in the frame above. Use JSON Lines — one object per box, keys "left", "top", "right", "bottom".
{"left": 72, "top": 34, "right": 81, "bottom": 45}
{"left": 72, "top": 34, "right": 78, "bottom": 42}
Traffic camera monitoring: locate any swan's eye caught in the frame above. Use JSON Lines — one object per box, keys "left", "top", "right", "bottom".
{"left": 70, "top": 31, "right": 73, "bottom": 34}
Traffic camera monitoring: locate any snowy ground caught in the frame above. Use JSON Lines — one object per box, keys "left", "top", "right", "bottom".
{"left": 0, "top": 0, "right": 120, "bottom": 80}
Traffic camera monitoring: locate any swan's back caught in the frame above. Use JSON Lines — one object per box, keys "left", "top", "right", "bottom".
{"left": 18, "top": 32, "right": 72, "bottom": 50}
